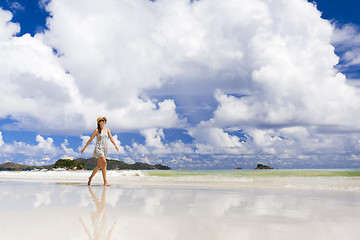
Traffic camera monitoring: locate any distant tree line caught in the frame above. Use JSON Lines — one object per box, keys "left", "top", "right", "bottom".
{"left": 0, "top": 158, "right": 172, "bottom": 171}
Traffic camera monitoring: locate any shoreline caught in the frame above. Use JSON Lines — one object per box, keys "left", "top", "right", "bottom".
{"left": 1, "top": 169, "right": 360, "bottom": 192}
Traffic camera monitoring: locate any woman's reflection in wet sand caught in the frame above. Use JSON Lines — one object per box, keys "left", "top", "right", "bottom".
{"left": 79, "top": 186, "right": 117, "bottom": 240}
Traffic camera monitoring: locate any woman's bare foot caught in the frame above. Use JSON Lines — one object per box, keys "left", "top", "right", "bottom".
{"left": 104, "top": 182, "right": 111, "bottom": 187}
{"left": 88, "top": 177, "right": 92, "bottom": 186}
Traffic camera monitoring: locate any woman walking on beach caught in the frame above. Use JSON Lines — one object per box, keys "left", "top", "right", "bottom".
{"left": 81, "top": 116, "right": 119, "bottom": 186}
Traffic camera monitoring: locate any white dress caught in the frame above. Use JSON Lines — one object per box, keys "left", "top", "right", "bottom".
{"left": 93, "top": 128, "right": 108, "bottom": 158}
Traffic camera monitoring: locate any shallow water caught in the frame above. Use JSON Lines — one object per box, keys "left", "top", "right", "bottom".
{"left": 1, "top": 169, "right": 360, "bottom": 191}
{"left": 0, "top": 170, "right": 360, "bottom": 240}
{"left": 146, "top": 169, "right": 360, "bottom": 178}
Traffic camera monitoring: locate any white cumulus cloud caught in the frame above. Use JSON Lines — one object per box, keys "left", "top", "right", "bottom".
{"left": 130, "top": 128, "right": 193, "bottom": 155}
{"left": 0, "top": 5, "right": 183, "bottom": 135}
{"left": 0, "top": 133, "right": 63, "bottom": 164}
{"left": 1, "top": 0, "right": 360, "bottom": 167}
{"left": 0, "top": 132, "right": 3, "bottom": 146}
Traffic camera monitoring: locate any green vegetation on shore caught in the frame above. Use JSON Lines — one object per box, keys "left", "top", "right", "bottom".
{"left": 255, "top": 163, "right": 273, "bottom": 169}
{"left": 0, "top": 158, "right": 172, "bottom": 171}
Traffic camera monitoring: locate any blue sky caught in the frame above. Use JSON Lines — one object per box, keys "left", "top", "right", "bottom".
{"left": 1, "top": 0, "right": 360, "bottom": 169}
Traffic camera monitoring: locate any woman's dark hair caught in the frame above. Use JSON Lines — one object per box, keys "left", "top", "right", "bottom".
{"left": 97, "top": 122, "right": 102, "bottom": 134}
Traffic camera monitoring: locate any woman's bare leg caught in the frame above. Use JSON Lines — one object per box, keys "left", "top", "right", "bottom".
{"left": 99, "top": 157, "right": 111, "bottom": 186}
{"left": 88, "top": 160, "right": 102, "bottom": 185}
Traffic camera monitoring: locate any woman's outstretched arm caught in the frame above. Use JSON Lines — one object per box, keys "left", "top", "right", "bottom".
{"left": 107, "top": 128, "right": 119, "bottom": 151}
{"left": 81, "top": 129, "right": 98, "bottom": 153}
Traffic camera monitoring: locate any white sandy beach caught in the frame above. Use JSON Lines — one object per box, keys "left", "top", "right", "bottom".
{"left": 0, "top": 170, "right": 360, "bottom": 240}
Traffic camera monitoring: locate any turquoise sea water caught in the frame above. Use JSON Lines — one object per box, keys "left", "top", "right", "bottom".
{"left": 138, "top": 169, "right": 360, "bottom": 191}
{"left": 144, "top": 169, "right": 360, "bottom": 178}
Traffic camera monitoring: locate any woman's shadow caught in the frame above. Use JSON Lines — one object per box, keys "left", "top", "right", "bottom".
{"left": 79, "top": 186, "right": 117, "bottom": 240}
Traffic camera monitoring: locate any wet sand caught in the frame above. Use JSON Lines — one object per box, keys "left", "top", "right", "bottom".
{"left": 0, "top": 172, "right": 360, "bottom": 240}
